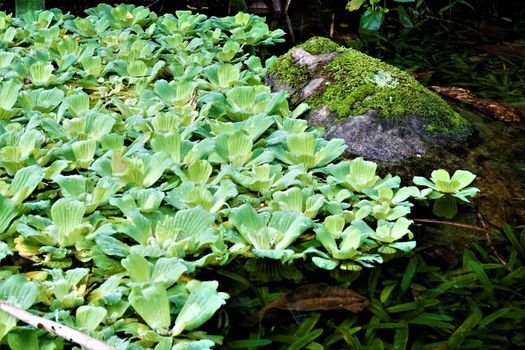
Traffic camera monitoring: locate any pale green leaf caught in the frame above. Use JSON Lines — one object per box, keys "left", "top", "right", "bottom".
{"left": 7, "top": 165, "right": 43, "bottom": 204}
{"left": 129, "top": 284, "right": 171, "bottom": 334}
{"left": 76, "top": 305, "right": 107, "bottom": 331}
{"left": 171, "top": 280, "right": 228, "bottom": 336}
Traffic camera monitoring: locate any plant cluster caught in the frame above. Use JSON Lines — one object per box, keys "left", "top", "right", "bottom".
{"left": 0, "top": 4, "right": 477, "bottom": 349}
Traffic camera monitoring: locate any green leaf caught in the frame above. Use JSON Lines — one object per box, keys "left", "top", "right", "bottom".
{"left": 408, "top": 313, "right": 454, "bottom": 331}
{"left": 399, "top": 256, "right": 417, "bottom": 295}
{"left": 7, "top": 329, "right": 39, "bottom": 350}
{"left": 0, "top": 196, "right": 18, "bottom": 235}
{"left": 19, "top": 88, "right": 64, "bottom": 113}
{"left": 96, "top": 235, "right": 130, "bottom": 257}
{"left": 172, "top": 339, "right": 215, "bottom": 350}
{"left": 315, "top": 139, "right": 346, "bottom": 167}
{"left": 151, "top": 257, "right": 189, "bottom": 287}
{"left": 379, "top": 283, "right": 397, "bottom": 304}
{"left": 129, "top": 283, "right": 171, "bottom": 334}
{"left": 503, "top": 224, "right": 525, "bottom": 258}
{"left": 127, "top": 60, "right": 148, "bottom": 77}
{"left": 0, "top": 52, "right": 15, "bottom": 69}
{"left": 447, "top": 308, "right": 482, "bottom": 348}
{"left": 0, "top": 241, "right": 12, "bottom": 263}
{"left": 51, "top": 198, "right": 87, "bottom": 246}
{"left": 228, "top": 339, "right": 273, "bottom": 349}
{"left": 397, "top": 6, "right": 413, "bottom": 28}
{"left": 312, "top": 256, "right": 338, "bottom": 270}
{"left": 7, "top": 165, "right": 43, "bottom": 204}
{"left": 346, "top": 0, "right": 365, "bottom": 12}
{"left": 0, "top": 80, "right": 21, "bottom": 112}
{"left": 186, "top": 159, "right": 213, "bottom": 184}
{"left": 170, "top": 206, "right": 216, "bottom": 241}
{"left": 432, "top": 195, "right": 458, "bottom": 219}
{"left": 29, "top": 61, "right": 54, "bottom": 83}
{"left": 479, "top": 308, "right": 513, "bottom": 329}
{"left": 431, "top": 169, "right": 451, "bottom": 183}
{"left": 216, "top": 130, "right": 253, "bottom": 167}
{"left": 345, "top": 158, "right": 380, "bottom": 192}
{"left": 72, "top": 140, "right": 97, "bottom": 165}
{"left": 171, "top": 280, "right": 228, "bottom": 336}
{"left": 54, "top": 175, "right": 87, "bottom": 199}
{"left": 0, "top": 275, "right": 38, "bottom": 309}
{"left": 465, "top": 251, "right": 494, "bottom": 296}
{"left": 122, "top": 254, "right": 152, "bottom": 283}
{"left": 450, "top": 170, "right": 476, "bottom": 189}
{"left": 393, "top": 322, "right": 409, "bottom": 350}
{"left": 360, "top": 9, "right": 383, "bottom": 31}
{"left": 76, "top": 305, "right": 107, "bottom": 331}
{"left": 288, "top": 328, "right": 323, "bottom": 350}
{"left": 64, "top": 93, "right": 90, "bottom": 117}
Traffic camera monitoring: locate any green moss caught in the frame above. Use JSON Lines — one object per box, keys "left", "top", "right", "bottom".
{"left": 299, "top": 36, "right": 343, "bottom": 55}
{"left": 305, "top": 39, "right": 469, "bottom": 136}
{"left": 268, "top": 36, "right": 469, "bottom": 137}
{"left": 266, "top": 52, "right": 311, "bottom": 90}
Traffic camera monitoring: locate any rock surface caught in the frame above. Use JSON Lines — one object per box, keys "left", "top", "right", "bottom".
{"left": 266, "top": 37, "right": 471, "bottom": 162}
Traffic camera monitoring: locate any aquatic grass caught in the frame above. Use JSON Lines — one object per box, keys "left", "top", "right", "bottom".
{"left": 222, "top": 226, "right": 525, "bottom": 349}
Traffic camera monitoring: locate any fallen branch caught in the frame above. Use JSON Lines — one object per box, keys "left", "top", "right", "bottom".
{"left": 430, "top": 85, "right": 521, "bottom": 123}
{"left": 0, "top": 301, "right": 115, "bottom": 350}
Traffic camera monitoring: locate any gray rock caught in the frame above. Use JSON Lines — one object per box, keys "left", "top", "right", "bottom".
{"left": 309, "top": 107, "right": 428, "bottom": 161}
{"left": 291, "top": 48, "right": 336, "bottom": 71}
{"left": 266, "top": 37, "right": 471, "bottom": 162}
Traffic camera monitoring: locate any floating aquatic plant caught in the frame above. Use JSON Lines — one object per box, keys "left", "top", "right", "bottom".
{"left": 413, "top": 169, "right": 479, "bottom": 218}
{"left": 0, "top": 4, "right": 479, "bottom": 349}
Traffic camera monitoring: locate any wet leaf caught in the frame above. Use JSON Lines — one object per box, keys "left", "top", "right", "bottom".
{"left": 259, "top": 284, "right": 369, "bottom": 320}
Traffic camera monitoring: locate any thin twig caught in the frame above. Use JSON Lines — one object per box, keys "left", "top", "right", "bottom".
{"left": 147, "top": 0, "right": 162, "bottom": 8}
{"left": 414, "top": 217, "right": 510, "bottom": 269}
{"left": 329, "top": 12, "right": 334, "bottom": 38}
{"left": 285, "top": 14, "right": 296, "bottom": 45}
{"left": 423, "top": 15, "right": 482, "bottom": 35}
{"left": 0, "top": 301, "right": 115, "bottom": 350}
{"left": 477, "top": 213, "right": 509, "bottom": 268}
{"left": 413, "top": 218, "right": 487, "bottom": 232}
{"left": 284, "top": 0, "right": 292, "bottom": 13}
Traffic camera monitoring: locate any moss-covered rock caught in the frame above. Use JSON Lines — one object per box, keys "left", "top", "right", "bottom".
{"left": 267, "top": 37, "right": 471, "bottom": 161}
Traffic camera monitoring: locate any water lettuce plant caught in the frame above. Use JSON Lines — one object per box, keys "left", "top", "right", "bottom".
{"left": 414, "top": 169, "right": 479, "bottom": 218}
{"left": 0, "top": 4, "right": 479, "bottom": 349}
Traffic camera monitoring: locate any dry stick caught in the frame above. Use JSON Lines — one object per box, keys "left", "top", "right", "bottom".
{"left": 0, "top": 301, "right": 116, "bottom": 350}
{"left": 285, "top": 14, "right": 296, "bottom": 45}
{"left": 147, "top": 0, "right": 162, "bottom": 8}
{"left": 413, "top": 218, "right": 510, "bottom": 268}
{"left": 477, "top": 213, "right": 509, "bottom": 268}
{"left": 413, "top": 218, "right": 488, "bottom": 232}
{"left": 284, "top": 0, "right": 292, "bottom": 13}
{"left": 329, "top": 12, "right": 335, "bottom": 38}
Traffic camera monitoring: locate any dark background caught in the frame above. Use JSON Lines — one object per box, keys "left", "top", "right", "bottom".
{"left": 1, "top": 1, "right": 525, "bottom": 21}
